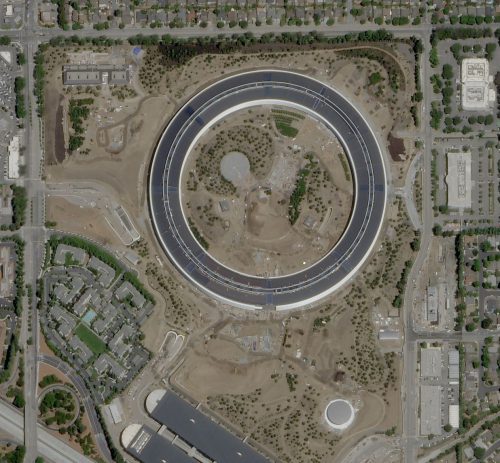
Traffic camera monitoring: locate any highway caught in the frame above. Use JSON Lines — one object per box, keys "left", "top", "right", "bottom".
{"left": 150, "top": 70, "right": 387, "bottom": 310}
{"left": 0, "top": 399, "right": 96, "bottom": 463}
{"left": 38, "top": 355, "right": 113, "bottom": 462}
{"left": 20, "top": 1, "right": 45, "bottom": 461}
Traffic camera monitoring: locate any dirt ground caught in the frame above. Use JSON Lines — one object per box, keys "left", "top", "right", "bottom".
{"left": 43, "top": 42, "right": 416, "bottom": 248}
{"left": 38, "top": 362, "right": 70, "bottom": 395}
{"left": 183, "top": 105, "right": 353, "bottom": 276}
{"left": 39, "top": 331, "right": 56, "bottom": 357}
{"left": 39, "top": 41, "right": 419, "bottom": 463}
{"left": 170, "top": 286, "right": 403, "bottom": 463}
{"left": 46, "top": 196, "right": 121, "bottom": 246}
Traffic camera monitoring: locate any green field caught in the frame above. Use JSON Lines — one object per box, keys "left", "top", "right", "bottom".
{"left": 275, "top": 121, "right": 299, "bottom": 138}
{"left": 75, "top": 324, "right": 106, "bottom": 355}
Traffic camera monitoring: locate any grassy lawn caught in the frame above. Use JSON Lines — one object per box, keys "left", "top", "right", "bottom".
{"left": 275, "top": 121, "right": 299, "bottom": 138}
{"left": 75, "top": 324, "right": 106, "bottom": 355}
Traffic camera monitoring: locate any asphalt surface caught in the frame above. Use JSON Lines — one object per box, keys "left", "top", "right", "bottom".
{"left": 125, "top": 425, "right": 197, "bottom": 463}
{"left": 38, "top": 354, "right": 112, "bottom": 462}
{"left": 0, "top": 399, "right": 96, "bottom": 463}
{"left": 149, "top": 69, "right": 386, "bottom": 310}
{"left": 148, "top": 390, "right": 270, "bottom": 463}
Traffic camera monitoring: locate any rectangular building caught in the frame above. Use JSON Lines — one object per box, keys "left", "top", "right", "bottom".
{"left": 148, "top": 390, "right": 270, "bottom": 463}
{"left": 426, "top": 286, "right": 438, "bottom": 323}
{"left": 461, "top": 58, "right": 496, "bottom": 111}
{"left": 448, "top": 349, "right": 460, "bottom": 384}
{"left": 63, "top": 64, "right": 130, "bottom": 86}
{"left": 124, "top": 425, "right": 196, "bottom": 463}
{"left": 446, "top": 151, "right": 471, "bottom": 210}
{"left": 7, "top": 136, "right": 19, "bottom": 179}
{"left": 448, "top": 404, "right": 459, "bottom": 429}
{"left": 420, "top": 385, "right": 442, "bottom": 436}
{"left": 421, "top": 347, "right": 442, "bottom": 378}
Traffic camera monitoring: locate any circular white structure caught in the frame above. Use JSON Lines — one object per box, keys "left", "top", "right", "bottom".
{"left": 325, "top": 399, "right": 355, "bottom": 430}
{"left": 149, "top": 70, "right": 387, "bottom": 310}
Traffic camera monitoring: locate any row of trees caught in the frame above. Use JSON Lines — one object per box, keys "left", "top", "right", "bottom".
{"left": 14, "top": 77, "right": 25, "bottom": 120}
{"left": 392, "top": 259, "right": 413, "bottom": 308}
{"left": 11, "top": 185, "right": 27, "bottom": 230}
{"left": 128, "top": 28, "right": 394, "bottom": 47}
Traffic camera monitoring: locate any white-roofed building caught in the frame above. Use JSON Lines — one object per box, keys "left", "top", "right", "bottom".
{"left": 448, "top": 404, "right": 459, "bottom": 429}
{"left": 420, "top": 385, "right": 442, "bottom": 436}
{"left": 461, "top": 58, "right": 496, "bottom": 111}
{"left": 421, "top": 347, "right": 442, "bottom": 378}
{"left": 8, "top": 136, "right": 19, "bottom": 179}
{"left": 446, "top": 150, "right": 471, "bottom": 210}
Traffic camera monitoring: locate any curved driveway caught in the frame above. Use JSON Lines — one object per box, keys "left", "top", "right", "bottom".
{"left": 149, "top": 70, "right": 386, "bottom": 310}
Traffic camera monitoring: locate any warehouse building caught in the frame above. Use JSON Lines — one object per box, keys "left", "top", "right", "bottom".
{"left": 421, "top": 347, "right": 442, "bottom": 378}
{"left": 448, "top": 404, "right": 459, "bottom": 429}
{"left": 420, "top": 385, "right": 442, "bottom": 436}
{"left": 7, "top": 135, "right": 19, "bottom": 179}
{"left": 448, "top": 349, "right": 460, "bottom": 385}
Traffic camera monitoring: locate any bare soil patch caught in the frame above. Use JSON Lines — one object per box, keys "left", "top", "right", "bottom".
{"left": 46, "top": 196, "right": 118, "bottom": 246}
{"left": 183, "top": 106, "right": 353, "bottom": 276}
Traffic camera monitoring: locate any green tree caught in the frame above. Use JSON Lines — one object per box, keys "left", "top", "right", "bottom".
{"left": 430, "top": 47, "right": 439, "bottom": 67}
{"left": 368, "top": 72, "right": 382, "bottom": 85}
{"left": 465, "top": 322, "right": 476, "bottom": 332}
{"left": 442, "top": 64, "right": 454, "bottom": 79}
{"left": 474, "top": 447, "right": 485, "bottom": 459}
{"left": 481, "top": 317, "right": 492, "bottom": 329}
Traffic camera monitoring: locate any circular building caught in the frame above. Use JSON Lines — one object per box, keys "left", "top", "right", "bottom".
{"left": 324, "top": 399, "right": 355, "bottom": 431}
{"left": 149, "top": 69, "right": 387, "bottom": 310}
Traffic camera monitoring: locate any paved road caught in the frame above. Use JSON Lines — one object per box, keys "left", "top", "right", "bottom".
{"left": 20, "top": 1, "right": 45, "bottom": 459}
{"left": 150, "top": 70, "right": 387, "bottom": 310}
{"left": 38, "top": 354, "right": 112, "bottom": 461}
{"left": 401, "top": 151, "right": 422, "bottom": 230}
{"left": 418, "top": 411, "right": 500, "bottom": 463}
{"left": 402, "top": 28, "right": 433, "bottom": 463}
{"left": 0, "top": 399, "right": 96, "bottom": 463}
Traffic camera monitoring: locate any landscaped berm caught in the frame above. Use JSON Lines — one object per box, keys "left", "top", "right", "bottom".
{"left": 182, "top": 105, "right": 354, "bottom": 277}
